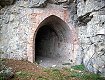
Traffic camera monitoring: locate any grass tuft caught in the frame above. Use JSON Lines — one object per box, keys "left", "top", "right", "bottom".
{"left": 16, "top": 71, "right": 32, "bottom": 78}
{"left": 71, "top": 64, "right": 85, "bottom": 71}
{"left": 37, "top": 76, "right": 48, "bottom": 80}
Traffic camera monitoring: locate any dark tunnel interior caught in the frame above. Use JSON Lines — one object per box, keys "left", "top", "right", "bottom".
{"left": 35, "top": 15, "right": 72, "bottom": 68}
{"left": 35, "top": 25, "right": 59, "bottom": 59}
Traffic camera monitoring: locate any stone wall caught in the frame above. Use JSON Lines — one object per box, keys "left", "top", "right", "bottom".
{"left": 0, "top": 0, "right": 78, "bottom": 65}
{"left": 77, "top": 0, "right": 105, "bottom": 76}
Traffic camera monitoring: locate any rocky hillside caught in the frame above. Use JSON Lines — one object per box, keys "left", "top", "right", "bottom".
{"left": 0, "top": 0, "right": 105, "bottom": 77}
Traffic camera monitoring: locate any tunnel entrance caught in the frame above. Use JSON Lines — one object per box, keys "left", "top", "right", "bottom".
{"left": 35, "top": 15, "right": 72, "bottom": 68}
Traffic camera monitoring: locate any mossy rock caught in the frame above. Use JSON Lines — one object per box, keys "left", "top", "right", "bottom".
{"left": 0, "top": 49, "right": 4, "bottom": 55}
{"left": 0, "top": 60, "right": 14, "bottom": 80}
{"left": 0, "top": 67, "right": 14, "bottom": 80}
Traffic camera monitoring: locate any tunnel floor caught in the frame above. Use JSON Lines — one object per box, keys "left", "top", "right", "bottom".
{"left": 35, "top": 56, "right": 72, "bottom": 68}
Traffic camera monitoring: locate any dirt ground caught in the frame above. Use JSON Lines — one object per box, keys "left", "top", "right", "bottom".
{"left": 4, "top": 59, "right": 105, "bottom": 80}
{"left": 5, "top": 59, "right": 43, "bottom": 73}
{"left": 4, "top": 59, "right": 79, "bottom": 80}
{"left": 5, "top": 59, "right": 46, "bottom": 80}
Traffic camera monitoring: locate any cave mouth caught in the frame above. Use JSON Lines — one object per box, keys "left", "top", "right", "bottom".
{"left": 35, "top": 15, "right": 71, "bottom": 68}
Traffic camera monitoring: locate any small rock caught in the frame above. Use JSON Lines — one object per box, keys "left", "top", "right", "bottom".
{"left": 40, "top": 60, "right": 42, "bottom": 63}
{"left": 70, "top": 68, "right": 74, "bottom": 71}
{"left": 9, "top": 14, "right": 15, "bottom": 22}
{"left": 52, "top": 65, "right": 56, "bottom": 67}
{"left": 79, "top": 71, "right": 82, "bottom": 73}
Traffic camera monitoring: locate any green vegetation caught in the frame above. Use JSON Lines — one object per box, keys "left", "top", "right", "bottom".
{"left": 64, "top": 65, "right": 104, "bottom": 80}
{"left": 15, "top": 65, "right": 105, "bottom": 80}
{"left": 44, "top": 69, "right": 67, "bottom": 80}
{"left": 37, "top": 76, "right": 48, "bottom": 80}
{"left": 16, "top": 71, "right": 33, "bottom": 78}
{"left": 69, "top": 70, "right": 103, "bottom": 80}
{"left": 71, "top": 64, "right": 85, "bottom": 71}
{"left": 49, "top": 69, "right": 65, "bottom": 80}
{"left": 43, "top": 66, "right": 105, "bottom": 80}
{"left": 0, "top": 77, "right": 4, "bottom": 80}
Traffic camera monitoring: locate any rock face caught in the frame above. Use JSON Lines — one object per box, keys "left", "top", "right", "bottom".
{"left": 28, "top": 0, "right": 72, "bottom": 8}
{"left": 0, "top": 0, "right": 15, "bottom": 7}
{"left": 48, "top": 0, "right": 71, "bottom": 4}
{"left": 0, "top": 0, "right": 105, "bottom": 76}
{"left": 28, "top": 0, "right": 48, "bottom": 8}
{"left": 77, "top": 0, "right": 105, "bottom": 76}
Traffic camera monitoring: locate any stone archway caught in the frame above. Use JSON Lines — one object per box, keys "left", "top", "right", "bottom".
{"left": 34, "top": 15, "right": 77, "bottom": 68}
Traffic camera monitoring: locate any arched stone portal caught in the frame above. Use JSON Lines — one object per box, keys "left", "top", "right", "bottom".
{"left": 34, "top": 15, "right": 77, "bottom": 68}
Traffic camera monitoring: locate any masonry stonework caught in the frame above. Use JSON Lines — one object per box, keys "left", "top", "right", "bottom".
{"left": 0, "top": 1, "right": 79, "bottom": 66}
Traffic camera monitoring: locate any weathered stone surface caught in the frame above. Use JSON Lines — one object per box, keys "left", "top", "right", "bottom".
{"left": 77, "top": 0, "right": 105, "bottom": 76}
{"left": 49, "top": 0, "right": 68, "bottom": 4}
{"left": 28, "top": 0, "right": 48, "bottom": 8}
{"left": 28, "top": 0, "right": 73, "bottom": 8}
{"left": 77, "top": 0, "right": 105, "bottom": 16}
